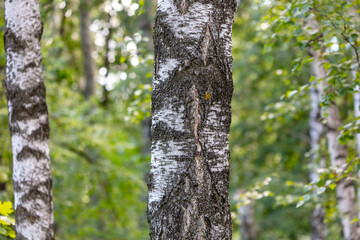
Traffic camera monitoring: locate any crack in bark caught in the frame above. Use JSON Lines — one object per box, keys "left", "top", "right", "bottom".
{"left": 192, "top": 85, "right": 203, "bottom": 157}
{"left": 17, "top": 146, "right": 48, "bottom": 161}
{"left": 189, "top": 85, "right": 207, "bottom": 237}
{"left": 181, "top": 0, "right": 187, "bottom": 15}
{"left": 202, "top": 24, "right": 211, "bottom": 66}
{"left": 148, "top": 1, "right": 235, "bottom": 238}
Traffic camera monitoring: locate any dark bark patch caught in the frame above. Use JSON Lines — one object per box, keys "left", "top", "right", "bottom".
{"left": 20, "top": 179, "right": 53, "bottom": 204}
{"left": 5, "top": 82, "right": 49, "bottom": 124}
{"left": 152, "top": 121, "right": 192, "bottom": 143}
{"left": 17, "top": 146, "right": 48, "bottom": 161}
{"left": 4, "top": 28, "right": 27, "bottom": 52}
{"left": 28, "top": 123, "right": 50, "bottom": 141}
{"left": 16, "top": 206, "right": 40, "bottom": 225}
{"left": 19, "top": 61, "right": 38, "bottom": 73}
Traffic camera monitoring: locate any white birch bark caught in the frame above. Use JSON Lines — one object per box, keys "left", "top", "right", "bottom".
{"left": 310, "top": 47, "right": 360, "bottom": 240}
{"left": 4, "top": 0, "right": 54, "bottom": 239}
{"left": 352, "top": 53, "right": 360, "bottom": 222}
{"left": 147, "top": 0, "right": 236, "bottom": 239}
{"left": 239, "top": 202, "right": 257, "bottom": 240}
{"left": 309, "top": 81, "right": 327, "bottom": 240}
{"left": 349, "top": 5, "right": 360, "bottom": 219}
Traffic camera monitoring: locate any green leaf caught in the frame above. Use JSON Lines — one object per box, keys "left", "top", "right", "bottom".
{"left": 329, "top": 183, "right": 337, "bottom": 190}
{"left": 309, "top": 76, "right": 317, "bottom": 82}
{"left": 286, "top": 90, "right": 298, "bottom": 98}
{"left": 323, "top": 62, "right": 332, "bottom": 71}
{"left": 296, "top": 200, "right": 304, "bottom": 208}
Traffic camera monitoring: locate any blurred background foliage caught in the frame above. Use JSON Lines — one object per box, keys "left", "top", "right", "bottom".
{"left": 1, "top": 0, "right": 360, "bottom": 239}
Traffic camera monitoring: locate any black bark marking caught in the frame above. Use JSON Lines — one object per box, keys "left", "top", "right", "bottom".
{"left": 17, "top": 146, "right": 48, "bottom": 161}
{"left": 28, "top": 123, "right": 50, "bottom": 141}
{"left": 5, "top": 82, "right": 49, "bottom": 124}
{"left": 19, "top": 61, "right": 38, "bottom": 72}
{"left": 152, "top": 121, "right": 192, "bottom": 143}
{"left": 16, "top": 206, "right": 40, "bottom": 225}
{"left": 335, "top": 154, "right": 347, "bottom": 160}
{"left": 4, "top": 28, "right": 27, "bottom": 52}
{"left": 20, "top": 179, "right": 53, "bottom": 204}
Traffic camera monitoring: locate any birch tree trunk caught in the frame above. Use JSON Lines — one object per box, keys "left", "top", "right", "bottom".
{"left": 4, "top": 0, "right": 55, "bottom": 239}
{"left": 309, "top": 79, "right": 327, "bottom": 240}
{"left": 80, "top": 0, "right": 96, "bottom": 98}
{"left": 239, "top": 202, "right": 257, "bottom": 240}
{"left": 310, "top": 48, "right": 360, "bottom": 240}
{"left": 354, "top": 84, "right": 360, "bottom": 154}
{"left": 349, "top": 5, "right": 360, "bottom": 218}
{"left": 352, "top": 49, "right": 360, "bottom": 222}
{"left": 147, "top": 0, "right": 236, "bottom": 239}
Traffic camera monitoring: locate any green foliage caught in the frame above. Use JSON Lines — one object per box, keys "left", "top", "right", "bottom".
{"left": 0, "top": 201, "right": 15, "bottom": 239}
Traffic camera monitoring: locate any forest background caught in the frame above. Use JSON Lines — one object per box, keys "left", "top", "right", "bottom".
{"left": 1, "top": 0, "right": 360, "bottom": 239}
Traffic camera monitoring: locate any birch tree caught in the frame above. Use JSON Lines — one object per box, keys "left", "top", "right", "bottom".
{"left": 349, "top": 5, "right": 360, "bottom": 218}
{"left": 239, "top": 202, "right": 257, "bottom": 240}
{"left": 147, "top": 0, "right": 236, "bottom": 239}
{"left": 309, "top": 24, "right": 360, "bottom": 238}
{"left": 80, "top": 0, "right": 96, "bottom": 98}
{"left": 309, "top": 82, "right": 327, "bottom": 240}
{"left": 4, "top": 0, "right": 54, "bottom": 239}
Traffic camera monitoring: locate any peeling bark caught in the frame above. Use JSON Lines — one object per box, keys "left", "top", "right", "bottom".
{"left": 4, "top": 0, "right": 54, "bottom": 239}
{"left": 309, "top": 39, "right": 360, "bottom": 240}
{"left": 147, "top": 0, "right": 236, "bottom": 239}
{"left": 80, "top": 0, "right": 96, "bottom": 99}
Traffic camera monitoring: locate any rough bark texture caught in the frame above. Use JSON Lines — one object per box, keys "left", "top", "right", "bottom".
{"left": 309, "top": 79, "right": 327, "bottom": 240}
{"left": 4, "top": 0, "right": 55, "bottom": 239}
{"left": 80, "top": 0, "right": 96, "bottom": 99}
{"left": 147, "top": 0, "right": 236, "bottom": 239}
{"left": 310, "top": 49, "right": 360, "bottom": 240}
{"left": 239, "top": 202, "right": 257, "bottom": 240}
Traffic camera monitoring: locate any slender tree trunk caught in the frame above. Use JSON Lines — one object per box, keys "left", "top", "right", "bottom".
{"left": 80, "top": 0, "right": 96, "bottom": 98}
{"left": 309, "top": 79, "right": 327, "bottom": 240}
{"left": 4, "top": 0, "right": 54, "bottom": 239}
{"left": 349, "top": 5, "right": 360, "bottom": 219}
{"left": 310, "top": 47, "right": 360, "bottom": 240}
{"left": 139, "top": 0, "right": 154, "bottom": 47}
{"left": 239, "top": 202, "right": 257, "bottom": 240}
{"left": 101, "top": 14, "right": 113, "bottom": 107}
{"left": 352, "top": 52, "right": 360, "bottom": 222}
{"left": 354, "top": 84, "right": 360, "bottom": 153}
{"left": 147, "top": 0, "right": 236, "bottom": 239}
{"left": 311, "top": 205, "right": 326, "bottom": 240}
